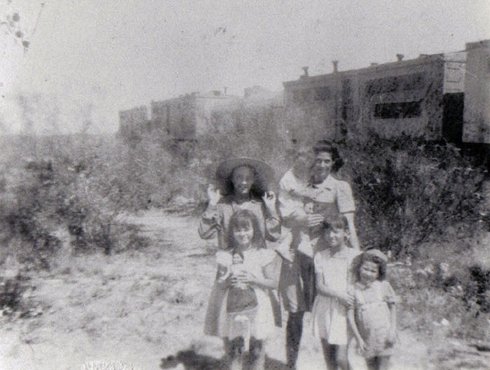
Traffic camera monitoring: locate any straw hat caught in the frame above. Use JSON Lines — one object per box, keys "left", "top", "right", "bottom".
{"left": 216, "top": 157, "right": 274, "bottom": 196}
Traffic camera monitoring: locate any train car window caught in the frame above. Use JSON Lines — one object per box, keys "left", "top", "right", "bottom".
{"left": 374, "top": 101, "right": 422, "bottom": 119}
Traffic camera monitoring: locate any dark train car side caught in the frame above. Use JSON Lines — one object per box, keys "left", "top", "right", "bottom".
{"left": 283, "top": 39, "right": 490, "bottom": 146}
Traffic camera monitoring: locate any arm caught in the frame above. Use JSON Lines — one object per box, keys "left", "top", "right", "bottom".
{"left": 250, "top": 273, "right": 277, "bottom": 290}
{"left": 261, "top": 193, "right": 281, "bottom": 242}
{"left": 343, "top": 212, "right": 360, "bottom": 250}
{"left": 348, "top": 307, "right": 366, "bottom": 352}
{"left": 254, "top": 254, "right": 281, "bottom": 289}
{"left": 215, "top": 253, "right": 232, "bottom": 288}
{"left": 387, "top": 302, "right": 397, "bottom": 344}
{"left": 278, "top": 184, "right": 323, "bottom": 228}
{"left": 198, "top": 203, "right": 221, "bottom": 240}
{"left": 216, "top": 264, "right": 229, "bottom": 283}
{"left": 315, "top": 271, "right": 353, "bottom": 307}
{"left": 198, "top": 185, "right": 223, "bottom": 240}
{"left": 336, "top": 181, "right": 360, "bottom": 250}
{"left": 384, "top": 281, "right": 398, "bottom": 344}
{"left": 279, "top": 190, "right": 307, "bottom": 225}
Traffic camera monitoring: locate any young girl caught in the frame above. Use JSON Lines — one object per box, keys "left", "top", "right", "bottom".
{"left": 311, "top": 215, "right": 360, "bottom": 370}
{"left": 348, "top": 250, "right": 398, "bottom": 370}
{"left": 214, "top": 209, "right": 281, "bottom": 370}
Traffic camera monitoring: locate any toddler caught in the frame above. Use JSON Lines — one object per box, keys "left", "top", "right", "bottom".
{"left": 348, "top": 249, "right": 398, "bottom": 370}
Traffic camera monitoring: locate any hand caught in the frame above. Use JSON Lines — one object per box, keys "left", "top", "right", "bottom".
{"left": 337, "top": 292, "right": 354, "bottom": 307}
{"left": 275, "top": 233, "right": 294, "bottom": 262}
{"left": 262, "top": 191, "right": 276, "bottom": 210}
{"left": 207, "top": 184, "right": 222, "bottom": 206}
{"left": 233, "top": 270, "right": 257, "bottom": 286}
{"left": 357, "top": 337, "right": 367, "bottom": 354}
{"left": 306, "top": 213, "right": 324, "bottom": 228}
{"left": 219, "top": 274, "right": 232, "bottom": 287}
{"left": 229, "top": 273, "right": 243, "bottom": 288}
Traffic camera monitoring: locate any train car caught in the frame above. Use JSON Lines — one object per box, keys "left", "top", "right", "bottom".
{"left": 283, "top": 39, "right": 490, "bottom": 145}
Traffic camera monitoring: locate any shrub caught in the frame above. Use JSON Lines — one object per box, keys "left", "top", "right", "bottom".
{"left": 390, "top": 236, "right": 490, "bottom": 341}
{"left": 337, "top": 133, "right": 487, "bottom": 257}
{"left": 0, "top": 273, "right": 30, "bottom": 316}
{"left": 0, "top": 135, "right": 152, "bottom": 267}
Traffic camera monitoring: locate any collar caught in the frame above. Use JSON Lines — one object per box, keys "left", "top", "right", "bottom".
{"left": 308, "top": 174, "right": 336, "bottom": 190}
{"left": 329, "top": 245, "right": 353, "bottom": 258}
{"left": 355, "top": 280, "right": 380, "bottom": 290}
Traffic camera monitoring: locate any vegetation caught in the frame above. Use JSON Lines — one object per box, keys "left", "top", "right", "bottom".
{"left": 0, "top": 98, "right": 488, "bottom": 348}
{"left": 0, "top": 135, "right": 149, "bottom": 267}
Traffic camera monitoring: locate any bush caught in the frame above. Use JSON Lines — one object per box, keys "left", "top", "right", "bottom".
{"left": 0, "top": 135, "right": 152, "bottom": 267}
{"left": 390, "top": 236, "right": 490, "bottom": 341}
{"left": 337, "top": 133, "right": 487, "bottom": 257}
{"left": 0, "top": 273, "right": 30, "bottom": 316}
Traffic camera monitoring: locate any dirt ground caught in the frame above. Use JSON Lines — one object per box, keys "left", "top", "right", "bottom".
{"left": 0, "top": 210, "right": 487, "bottom": 370}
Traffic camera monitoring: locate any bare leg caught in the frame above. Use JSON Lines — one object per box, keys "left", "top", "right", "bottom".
{"left": 286, "top": 311, "right": 304, "bottom": 369}
{"left": 321, "top": 341, "right": 349, "bottom": 370}
{"left": 321, "top": 340, "right": 337, "bottom": 370}
{"left": 336, "top": 345, "right": 348, "bottom": 370}
{"left": 249, "top": 337, "right": 265, "bottom": 370}
{"left": 378, "top": 356, "right": 391, "bottom": 370}
{"left": 366, "top": 357, "right": 378, "bottom": 370}
{"left": 228, "top": 336, "right": 245, "bottom": 370}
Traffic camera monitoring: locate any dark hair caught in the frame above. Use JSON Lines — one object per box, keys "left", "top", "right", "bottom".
{"left": 322, "top": 214, "right": 349, "bottom": 232}
{"left": 227, "top": 209, "right": 265, "bottom": 250}
{"left": 312, "top": 140, "right": 344, "bottom": 172}
{"left": 232, "top": 250, "right": 245, "bottom": 262}
{"left": 353, "top": 251, "right": 387, "bottom": 282}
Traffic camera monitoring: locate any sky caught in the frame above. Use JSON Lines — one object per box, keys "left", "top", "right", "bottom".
{"left": 1, "top": 0, "right": 490, "bottom": 134}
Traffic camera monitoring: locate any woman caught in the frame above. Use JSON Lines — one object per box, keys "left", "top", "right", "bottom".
{"left": 278, "top": 140, "right": 359, "bottom": 369}
{"left": 199, "top": 157, "right": 281, "bottom": 338}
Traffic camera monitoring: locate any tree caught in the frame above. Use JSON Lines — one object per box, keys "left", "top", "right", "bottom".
{"left": 1, "top": 2, "right": 30, "bottom": 51}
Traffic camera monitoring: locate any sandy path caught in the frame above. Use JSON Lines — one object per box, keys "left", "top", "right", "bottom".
{"left": 0, "top": 210, "right": 431, "bottom": 370}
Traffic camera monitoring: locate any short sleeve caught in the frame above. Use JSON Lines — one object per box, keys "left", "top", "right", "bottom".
{"left": 336, "top": 180, "right": 356, "bottom": 214}
{"left": 259, "top": 249, "right": 278, "bottom": 267}
{"left": 382, "top": 281, "right": 398, "bottom": 304}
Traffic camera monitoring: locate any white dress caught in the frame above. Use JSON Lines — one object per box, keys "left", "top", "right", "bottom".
{"left": 311, "top": 247, "right": 359, "bottom": 345}
{"left": 352, "top": 280, "right": 397, "bottom": 358}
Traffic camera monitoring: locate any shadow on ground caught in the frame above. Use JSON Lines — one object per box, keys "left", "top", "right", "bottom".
{"left": 160, "top": 349, "right": 289, "bottom": 370}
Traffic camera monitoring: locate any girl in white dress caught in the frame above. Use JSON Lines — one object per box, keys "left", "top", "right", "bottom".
{"left": 214, "top": 209, "right": 281, "bottom": 370}
{"left": 312, "top": 215, "right": 360, "bottom": 370}
{"left": 348, "top": 250, "right": 398, "bottom": 370}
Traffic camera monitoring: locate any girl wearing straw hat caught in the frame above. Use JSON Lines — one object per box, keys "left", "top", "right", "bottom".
{"left": 199, "top": 157, "right": 281, "bottom": 249}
